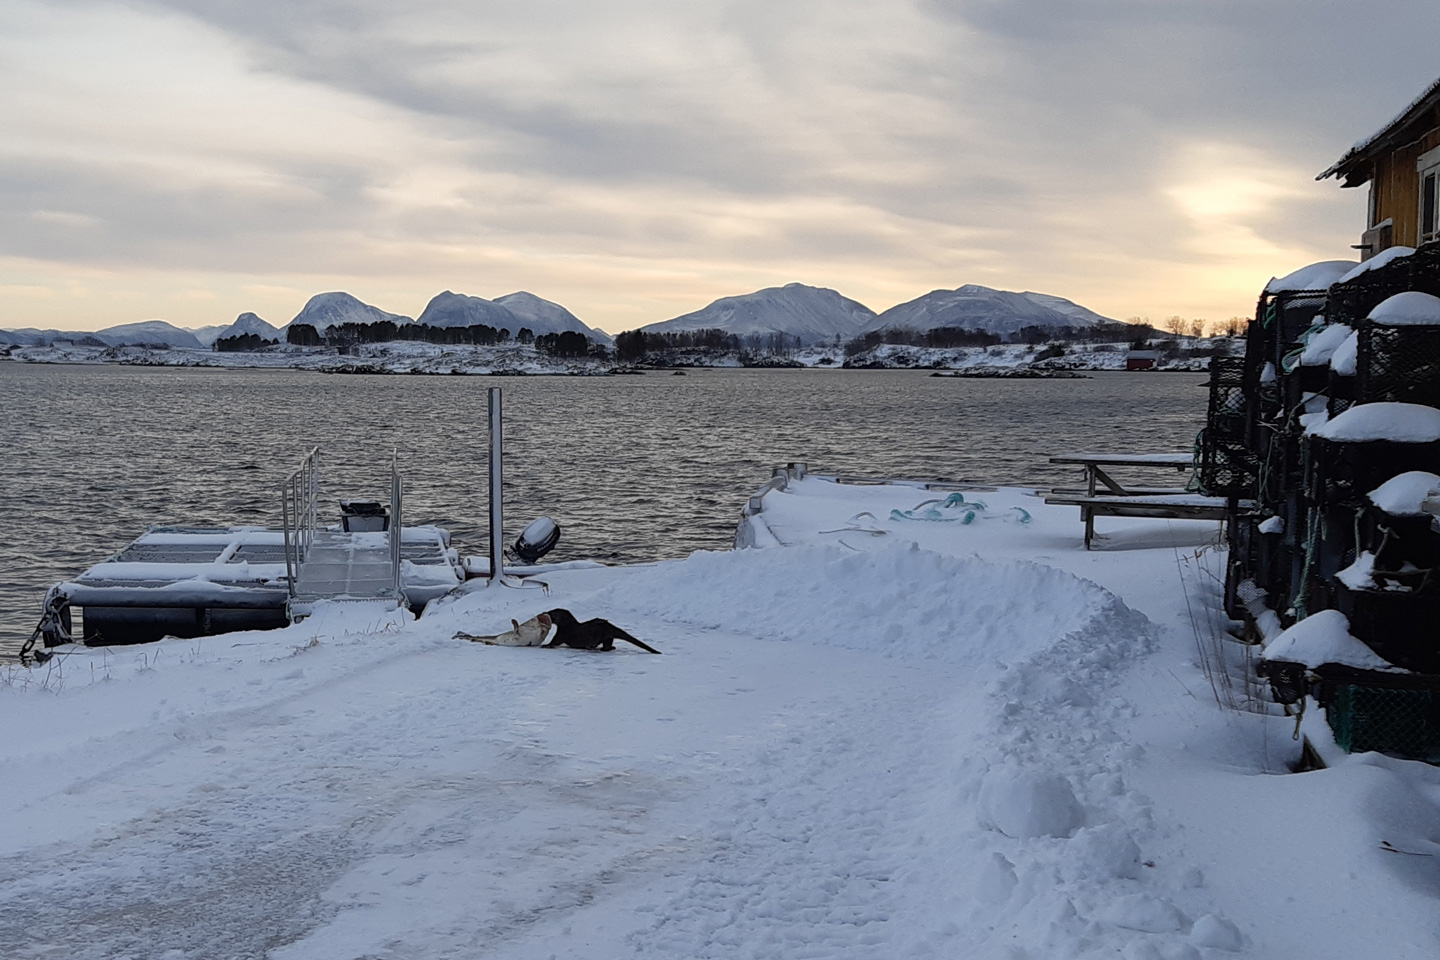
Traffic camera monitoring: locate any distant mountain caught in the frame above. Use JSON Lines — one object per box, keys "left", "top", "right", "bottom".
{"left": 212, "top": 312, "right": 282, "bottom": 343}
{"left": 95, "top": 320, "right": 205, "bottom": 349}
{"left": 494, "top": 291, "right": 612, "bottom": 343}
{"left": 1015, "top": 291, "right": 1116, "bottom": 328}
{"left": 416, "top": 291, "right": 519, "bottom": 330}
{"left": 640, "top": 283, "right": 876, "bottom": 345}
{"left": 291, "top": 292, "right": 412, "bottom": 333}
{"left": 862, "top": 285, "right": 1117, "bottom": 338}
{"left": 0, "top": 328, "right": 90, "bottom": 345}
{"left": 188, "top": 324, "right": 229, "bottom": 347}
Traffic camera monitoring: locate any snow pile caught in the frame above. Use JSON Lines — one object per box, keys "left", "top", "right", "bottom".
{"left": 1368, "top": 470, "right": 1440, "bottom": 515}
{"left": 1307, "top": 401, "right": 1440, "bottom": 442}
{"left": 1369, "top": 291, "right": 1440, "bottom": 326}
{"left": 1330, "top": 329, "right": 1360, "bottom": 376}
{"left": 977, "top": 768, "right": 1084, "bottom": 838}
{"left": 1265, "top": 260, "right": 1358, "bottom": 293}
{"left": 1299, "top": 323, "right": 1354, "bottom": 366}
{"left": 591, "top": 541, "right": 1140, "bottom": 667}
{"left": 1337, "top": 246, "right": 1415, "bottom": 284}
{"left": 1262, "top": 609, "right": 1398, "bottom": 671}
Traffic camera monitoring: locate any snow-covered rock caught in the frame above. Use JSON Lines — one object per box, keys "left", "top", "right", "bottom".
{"left": 290, "top": 292, "right": 412, "bottom": 333}
{"left": 862, "top": 284, "right": 1117, "bottom": 339}
{"left": 94, "top": 320, "right": 205, "bottom": 349}
{"left": 415, "top": 290, "right": 519, "bottom": 330}
{"left": 494, "top": 291, "right": 612, "bottom": 343}
{"left": 641, "top": 283, "right": 876, "bottom": 345}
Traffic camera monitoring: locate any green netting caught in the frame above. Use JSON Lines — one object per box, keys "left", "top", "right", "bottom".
{"left": 1326, "top": 683, "right": 1440, "bottom": 762}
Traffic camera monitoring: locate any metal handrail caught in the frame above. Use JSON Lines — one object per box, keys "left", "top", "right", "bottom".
{"left": 280, "top": 446, "right": 320, "bottom": 600}
{"left": 389, "top": 449, "right": 403, "bottom": 599}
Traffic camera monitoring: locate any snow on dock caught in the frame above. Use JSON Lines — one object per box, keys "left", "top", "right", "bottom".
{"left": 2, "top": 475, "right": 1437, "bottom": 958}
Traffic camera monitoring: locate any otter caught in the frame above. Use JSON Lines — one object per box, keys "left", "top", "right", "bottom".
{"left": 541, "top": 608, "right": 662, "bottom": 654}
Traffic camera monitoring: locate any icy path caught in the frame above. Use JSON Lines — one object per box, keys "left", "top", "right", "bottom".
{"left": 3, "top": 485, "right": 1438, "bottom": 957}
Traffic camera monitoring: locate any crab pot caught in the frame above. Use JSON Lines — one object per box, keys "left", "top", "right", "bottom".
{"left": 1333, "top": 579, "right": 1440, "bottom": 674}
{"left": 1314, "top": 669, "right": 1440, "bottom": 762}
{"left": 1356, "top": 321, "right": 1440, "bottom": 408}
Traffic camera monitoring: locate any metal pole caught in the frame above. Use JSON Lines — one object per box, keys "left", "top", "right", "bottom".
{"left": 488, "top": 387, "right": 504, "bottom": 582}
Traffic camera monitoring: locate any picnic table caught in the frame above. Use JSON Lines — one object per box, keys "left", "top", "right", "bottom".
{"left": 1044, "top": 452, "right": 1229, "bottom": 548}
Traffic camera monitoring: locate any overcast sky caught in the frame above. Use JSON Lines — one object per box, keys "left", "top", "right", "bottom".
{"left": 3, "top": 0, "right": 1438, "bottom": 334}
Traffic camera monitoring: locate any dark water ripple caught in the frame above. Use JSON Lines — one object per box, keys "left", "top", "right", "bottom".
{"left": 0, "top": 363, "right": 1207, "bottom": 657}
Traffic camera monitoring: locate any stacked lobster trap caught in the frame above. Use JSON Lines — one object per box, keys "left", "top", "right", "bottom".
{"left": 1199, "top": 247, "right": 1440, "bottom": 762}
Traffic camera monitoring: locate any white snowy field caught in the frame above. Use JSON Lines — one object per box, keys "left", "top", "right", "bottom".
{"left": 2, "top": 480, "right": 1438, "bottom": 958}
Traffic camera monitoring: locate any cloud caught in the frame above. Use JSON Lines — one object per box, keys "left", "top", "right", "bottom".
{"left": 1, "top": 0, "right": 1434, "bottom": 331}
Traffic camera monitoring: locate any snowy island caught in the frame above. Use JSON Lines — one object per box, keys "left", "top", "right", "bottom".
{"left": 2, "top": 284, "right": 1233, "bottom": 375}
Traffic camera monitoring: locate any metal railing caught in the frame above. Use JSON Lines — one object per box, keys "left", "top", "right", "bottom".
{"left": 389, "top": 449, "right": 403, "bottom": 599}
{"left": 281, "top": 446, "right": 320, "bottom": 600}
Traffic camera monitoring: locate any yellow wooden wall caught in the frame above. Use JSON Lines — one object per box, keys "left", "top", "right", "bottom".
{"left": 1372, "top": 107, "right": 1440, "bottom": 247}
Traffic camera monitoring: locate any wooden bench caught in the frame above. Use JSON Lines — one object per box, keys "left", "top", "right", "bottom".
{"left": 1046, "top": 452, "right": 1226, "bottom": 548}
{"left": 1043, "top": 492, "right": 1233, "bottom": 548}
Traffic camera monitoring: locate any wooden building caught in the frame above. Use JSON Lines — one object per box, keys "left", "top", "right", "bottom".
{"left": 1320, "top": 77, "right": 1440, "bottom": 258}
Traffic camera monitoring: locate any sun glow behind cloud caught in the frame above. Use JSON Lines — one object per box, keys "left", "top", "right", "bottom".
{"left": 0, "top": 0, "right": 1413, "bottom": 333}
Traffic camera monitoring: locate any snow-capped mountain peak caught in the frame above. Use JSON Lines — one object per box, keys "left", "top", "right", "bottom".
{"left": 290, "top": 292, "right": 412, "bottom": 333}
{"left": 862, "top": 286, "right": 1116, "bottom": 338}
{"left": 416, "top": 291, "right": 519, "bottom": 331}
{"left": 640, "top": 283, "right": 876, "bottom": 345}
{"left": 493, "top": 291, "right": 612, "bottom": 343}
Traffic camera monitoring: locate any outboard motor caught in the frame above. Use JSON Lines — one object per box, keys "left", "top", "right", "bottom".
{"left": 513, "top": 516, "right": 561, "bottom": 563}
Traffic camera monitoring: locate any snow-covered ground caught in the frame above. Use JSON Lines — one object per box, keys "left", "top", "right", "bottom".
{"left": 2, "top": 337, "right": 1237, "bottom": 375}
{"left": 2, "top": 479, "right": 1437, "bottom": 958}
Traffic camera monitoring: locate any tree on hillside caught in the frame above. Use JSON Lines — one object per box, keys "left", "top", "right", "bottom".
{"left": 1186, "top": 318, "right": 1206, "bottom": 338}
{"left": 1164, "top": 316, "right": 1187, "bottom": 335}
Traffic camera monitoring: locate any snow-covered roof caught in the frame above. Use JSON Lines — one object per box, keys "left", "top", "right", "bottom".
{"left": 1319, "top": 76, "right": 1440, "bottom": 186}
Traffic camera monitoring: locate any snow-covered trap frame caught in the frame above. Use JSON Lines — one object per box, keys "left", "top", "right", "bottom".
{"left": 1227, "top": 249, "right": 1440, "bottom": 763}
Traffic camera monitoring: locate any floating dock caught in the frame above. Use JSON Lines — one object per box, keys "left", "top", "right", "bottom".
{"left": 58, "top": 524, "right": 461, "bottom": 645}
{"left": 43, "top": 447, "right": 464, "bottom": 647}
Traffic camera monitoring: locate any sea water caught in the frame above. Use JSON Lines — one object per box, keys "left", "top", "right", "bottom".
{"left": 0, "top": 362, "right": 1207, "bottom": 657}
